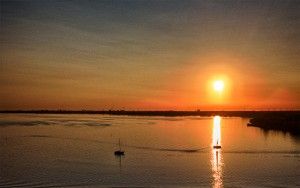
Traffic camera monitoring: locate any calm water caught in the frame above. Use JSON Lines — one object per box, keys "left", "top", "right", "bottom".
{"left": 0, "top": 114, "right": 299, "bottom": 187}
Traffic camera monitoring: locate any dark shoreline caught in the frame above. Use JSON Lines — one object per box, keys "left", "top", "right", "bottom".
{"left": 1, "top": 110, "right": 300, "bottom": 135}
{"left": 247, "top": 113, "right": 300, "bottom": 136}
{"left": 0, "top": 110, "right": 299, "bottom": 117}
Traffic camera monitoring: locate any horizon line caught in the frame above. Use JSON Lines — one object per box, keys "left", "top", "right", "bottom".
{"left": 1, "top": 108, "right": 300, "bottom": 112}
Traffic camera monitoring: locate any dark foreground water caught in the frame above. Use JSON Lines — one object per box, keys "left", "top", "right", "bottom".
{"left": 0, "top": 114, "right": 299, "bottom": 187}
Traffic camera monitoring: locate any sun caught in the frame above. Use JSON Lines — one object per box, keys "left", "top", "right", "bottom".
{"left": 213, "top": 80, "right": 224, "bottom": 92}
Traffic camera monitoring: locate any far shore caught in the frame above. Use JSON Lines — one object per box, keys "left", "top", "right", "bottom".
{"left": 0, "top": 110, "right": 299, "bottom": 117}
{"left": 247, "top": 112, "right": 300, "bottom": 136}
{"left": 1, "top": 110, "right": 299, "bottom": 135}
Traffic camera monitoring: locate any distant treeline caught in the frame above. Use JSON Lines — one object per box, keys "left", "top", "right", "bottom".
{"left": 247, "top": 112, "right": 300, "bottom": 135}
{"left": 0, "top": 109, "right": 299, "bottom": 118}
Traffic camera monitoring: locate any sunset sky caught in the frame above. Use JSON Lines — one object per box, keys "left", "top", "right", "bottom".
{"left": 1, "top": 0, "right": 299, "bottom": 110}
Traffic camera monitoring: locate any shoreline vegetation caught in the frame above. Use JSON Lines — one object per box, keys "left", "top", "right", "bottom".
{"left": 247, "top": 113, "right": 300, "bottom": 136}
{"left": 1, "top": 110, "right": 300, "bottom": 135}
{"left": 0, "top": 109, "right": 299, "bottom": 116}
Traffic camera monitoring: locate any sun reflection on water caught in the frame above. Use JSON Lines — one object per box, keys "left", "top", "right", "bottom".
{"left": 212, "top": 116, "right": 221, "bottom": 147}
{"left": 211, "top": 116, "right": 223, "bottom": 188}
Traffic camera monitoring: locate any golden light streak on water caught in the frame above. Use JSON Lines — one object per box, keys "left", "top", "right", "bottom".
{"left": 211, "top": 116, "right": 223, "bottom": 188}
{"left": 212, "top": 116, "right": 221, "bottom": 146}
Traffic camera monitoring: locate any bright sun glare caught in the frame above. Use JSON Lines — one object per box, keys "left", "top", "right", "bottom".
{"left": 213, "top": 80, "right": 224, "bottom": 92}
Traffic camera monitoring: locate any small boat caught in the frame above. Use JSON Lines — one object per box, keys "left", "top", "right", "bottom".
{"left": 114, "top": 139, "right": 125, "bottom": 156}
{"left": 114, "top": 150, "right": 125, "bottom": 155}
{"left": 213, "top": 140, "right": 221, "bottom": 149}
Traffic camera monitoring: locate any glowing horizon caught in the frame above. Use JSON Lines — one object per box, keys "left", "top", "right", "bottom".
{"left": 1, "top": 1, "right": 299, "bottom": 110}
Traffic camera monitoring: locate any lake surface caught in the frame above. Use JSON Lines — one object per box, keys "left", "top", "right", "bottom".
{"left": 0, "top": 114, "right": 299, "bottom": 187}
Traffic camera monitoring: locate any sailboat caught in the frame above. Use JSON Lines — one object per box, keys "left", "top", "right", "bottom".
{"left": 213, "top": 140, "right": 222, "bottom": 149}
{"left": 114, "top": 139, "right": 125, "bottom": 156}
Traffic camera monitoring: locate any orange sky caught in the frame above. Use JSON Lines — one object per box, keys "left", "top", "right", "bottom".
{"left": 1, "top": 1, "right": 299, "bottom": 110}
